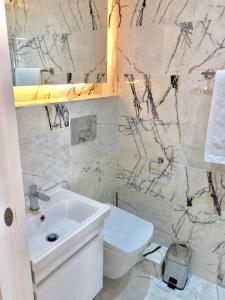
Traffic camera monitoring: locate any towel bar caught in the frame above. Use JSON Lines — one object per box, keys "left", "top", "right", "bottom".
{"left": 41, "top": 68, "right": 54, "bottom": 76}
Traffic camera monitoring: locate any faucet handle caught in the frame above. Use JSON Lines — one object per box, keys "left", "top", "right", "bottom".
{"left": 29, "top": 184, "right": 38, "bottom": 194}
{"left": 37, "top": 192, "right": 50, "bottom": 202}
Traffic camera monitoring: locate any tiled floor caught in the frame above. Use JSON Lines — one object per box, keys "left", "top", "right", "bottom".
{"left": 96, "top": 262, "right": 225, "bottom": 300}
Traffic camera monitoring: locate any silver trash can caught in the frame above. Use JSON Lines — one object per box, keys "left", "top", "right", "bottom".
{"left": 163, "top": 243, "right": 192, "bottom": 290}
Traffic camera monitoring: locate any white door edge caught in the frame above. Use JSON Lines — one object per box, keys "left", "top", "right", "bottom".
{"left": 0, "top": 1, "right": 33, "bottom": 299}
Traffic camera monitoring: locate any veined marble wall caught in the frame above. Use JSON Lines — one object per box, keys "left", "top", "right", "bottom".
{"left": 16, "top": 97, "right": 118, "bottom": 206}
{"left": 9, "top": 0, "right": 118, "bottom": 106}
{"left": 5, "top": 0, "right": 108, "bottom": 84}
{"left": 14, "top": 0, "right": 225, "bottom": 288}
{"left": 113, "top": 0, "right": 225, "bottom": 286}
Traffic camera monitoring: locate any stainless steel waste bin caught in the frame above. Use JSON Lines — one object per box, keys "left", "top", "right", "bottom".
{"left": 163, "top": 243, "right": 192, "bottom": 290}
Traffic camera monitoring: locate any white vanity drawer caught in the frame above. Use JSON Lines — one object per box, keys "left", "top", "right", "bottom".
{"left": 34, "top": 236, "right": 103, "bottom": 300}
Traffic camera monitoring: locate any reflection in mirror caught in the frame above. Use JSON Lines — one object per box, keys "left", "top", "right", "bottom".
{"left": 5, "top": 0, "right": 108, "bottom": 86}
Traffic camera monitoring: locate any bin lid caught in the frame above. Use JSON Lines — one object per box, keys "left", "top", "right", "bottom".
{"left": 166, "top": 243, "right": 192, "bottom": 266}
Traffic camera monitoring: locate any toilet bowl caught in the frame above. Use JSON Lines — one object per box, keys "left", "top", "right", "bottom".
{"left": 102, "top": 204, "right": 154, "bottom": 279}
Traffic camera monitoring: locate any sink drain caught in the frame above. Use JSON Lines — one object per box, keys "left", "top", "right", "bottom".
{"left": 46, "top": 233, "right": 59, "bottom": 242}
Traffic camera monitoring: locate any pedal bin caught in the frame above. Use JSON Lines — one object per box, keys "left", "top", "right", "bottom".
{"left": 163, "top": 243, "right": 192, "bottom": 290}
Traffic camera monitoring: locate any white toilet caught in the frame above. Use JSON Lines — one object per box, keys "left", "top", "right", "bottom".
{"left": 102, "top": 204, "right": 154, "bottom": 279}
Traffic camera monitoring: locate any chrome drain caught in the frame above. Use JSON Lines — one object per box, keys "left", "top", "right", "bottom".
{"left": 46, "top": 233, "right": 59, "bottom": 242}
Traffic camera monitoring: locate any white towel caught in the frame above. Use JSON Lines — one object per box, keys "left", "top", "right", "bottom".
{"left": 15, "top": 68, "right": 41, "bottom": 86}
{"left": 205, "top": 70, "right": 225, "bottom": 164}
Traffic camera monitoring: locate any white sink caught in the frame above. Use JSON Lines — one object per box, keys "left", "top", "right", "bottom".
{"left": 26, "top": 187, "right": 110, "bottom": 283}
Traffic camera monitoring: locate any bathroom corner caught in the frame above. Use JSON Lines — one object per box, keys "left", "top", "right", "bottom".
{"left": 1, "top": 0, "right": 225, "bottom": 300}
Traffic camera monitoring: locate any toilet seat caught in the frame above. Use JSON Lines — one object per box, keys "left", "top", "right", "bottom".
{"left": 102, "top": 204, "right": 154, "bottom": 279}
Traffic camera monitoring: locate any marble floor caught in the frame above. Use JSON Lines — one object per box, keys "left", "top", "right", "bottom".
{"left": 96, "top": 262, "right": 225, "bottom": 300}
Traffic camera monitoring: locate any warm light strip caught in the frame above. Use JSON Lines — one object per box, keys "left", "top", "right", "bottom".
{"left": 14, "top": 82, "right": 104, "bottom": 107}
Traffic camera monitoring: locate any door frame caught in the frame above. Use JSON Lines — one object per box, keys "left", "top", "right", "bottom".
{"left": 0, "top": 1, "right": 33, "bottom": 299}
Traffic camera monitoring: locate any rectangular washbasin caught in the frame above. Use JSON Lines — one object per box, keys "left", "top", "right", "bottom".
{"left": 26, "top": 187, "right": 110, "bottom": 283}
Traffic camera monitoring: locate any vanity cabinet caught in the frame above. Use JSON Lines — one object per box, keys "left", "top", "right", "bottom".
{"left": 27, "top": 187, "right": 110, "bottom": 300}
{"left": 34, "top": 236, "right": 103, "bottom": 300}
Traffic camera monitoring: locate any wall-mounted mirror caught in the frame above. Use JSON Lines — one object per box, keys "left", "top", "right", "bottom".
{"left": 5, "top": 0, "right": 108, "bottom": 86}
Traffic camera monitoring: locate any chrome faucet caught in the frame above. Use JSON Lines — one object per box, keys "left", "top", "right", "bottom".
{"left": 28, "top": 184, "right": 50, "bottom": 211}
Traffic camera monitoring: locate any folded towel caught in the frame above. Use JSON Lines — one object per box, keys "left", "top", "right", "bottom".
{"left": 15, "top": 68, "right": 41, "bottom": 86}
{"left": 205, "top": 70, "right": 225, "bottom": 164}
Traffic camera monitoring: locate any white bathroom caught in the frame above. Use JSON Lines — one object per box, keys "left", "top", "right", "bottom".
{"left": 1, "top": 1, "right": 225, "bottom": 300}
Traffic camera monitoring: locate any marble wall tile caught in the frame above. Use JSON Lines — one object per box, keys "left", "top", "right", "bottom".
{"left": 117, "top": 75, "right": 185, "bottom": 176}
{"left": 67, "top": 97, "right": 118, "bottom": 125}
{"left": 163, "top": 0, "right": 196, "bottom": 24}
{"left": 17, "top": 98, "right": 118, "bottom": 205}
{"left": 172, "top": 164, "right": 225, "bottom": 284}
{"left": 70, "top": 125, "right": 117, "bottom": 166}
{"left": 189, "top": 20, "right": 225, "bottom": 74}
{"left": 117, "top": 151, "right": 177, "bottom": 204}
{"left": 16, "top": 104, "right": 70, "bottom": 138}
{"left": 163, "top": 20, "right": 225, "bottom": 74}
{"left": 195, "top": 1, "right": 225, "bottom": 21}
{"left": 19, "top": 128, "right": 70, "bottom": 193}
{"left": 118, "top": 74, "right": 186, "bottom": 121}
{"left": 117, "top": 75, "right": 184, "bottom": 213}
{"left": 118, "top": 117, "right": 180, "bottom": 183}
{"left": 118, "top": 116, "right": 180, "bottom": 161}
{"left": 7, "top": 0, "right": 107, "bottom": 36}
{"left": 111, "top": 0, "right": 195, "bottom": 28}
{"left": 110, "top": 0, "right": 168, "bottom": 28}
{"left": 114, "top": 0, "right": 225, "bottom": 286}
{"left": 174, "top": 165, "right": 225, "bottom": 219}
{"left": 117, "top": 4, "right": 225, "bottom": 75}
{"left": 163, "top": 22, "right": 194, "bottom": 74}
{"left": 117, "top": 24, "right": 166, "bottom": 74}
{"left": 69, "top": 157, "right": 117, "bottom": 204}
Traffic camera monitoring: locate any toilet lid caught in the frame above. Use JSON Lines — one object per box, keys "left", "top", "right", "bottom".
{"left": 102, "top": 204, "right": 154, "bottom": 257}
